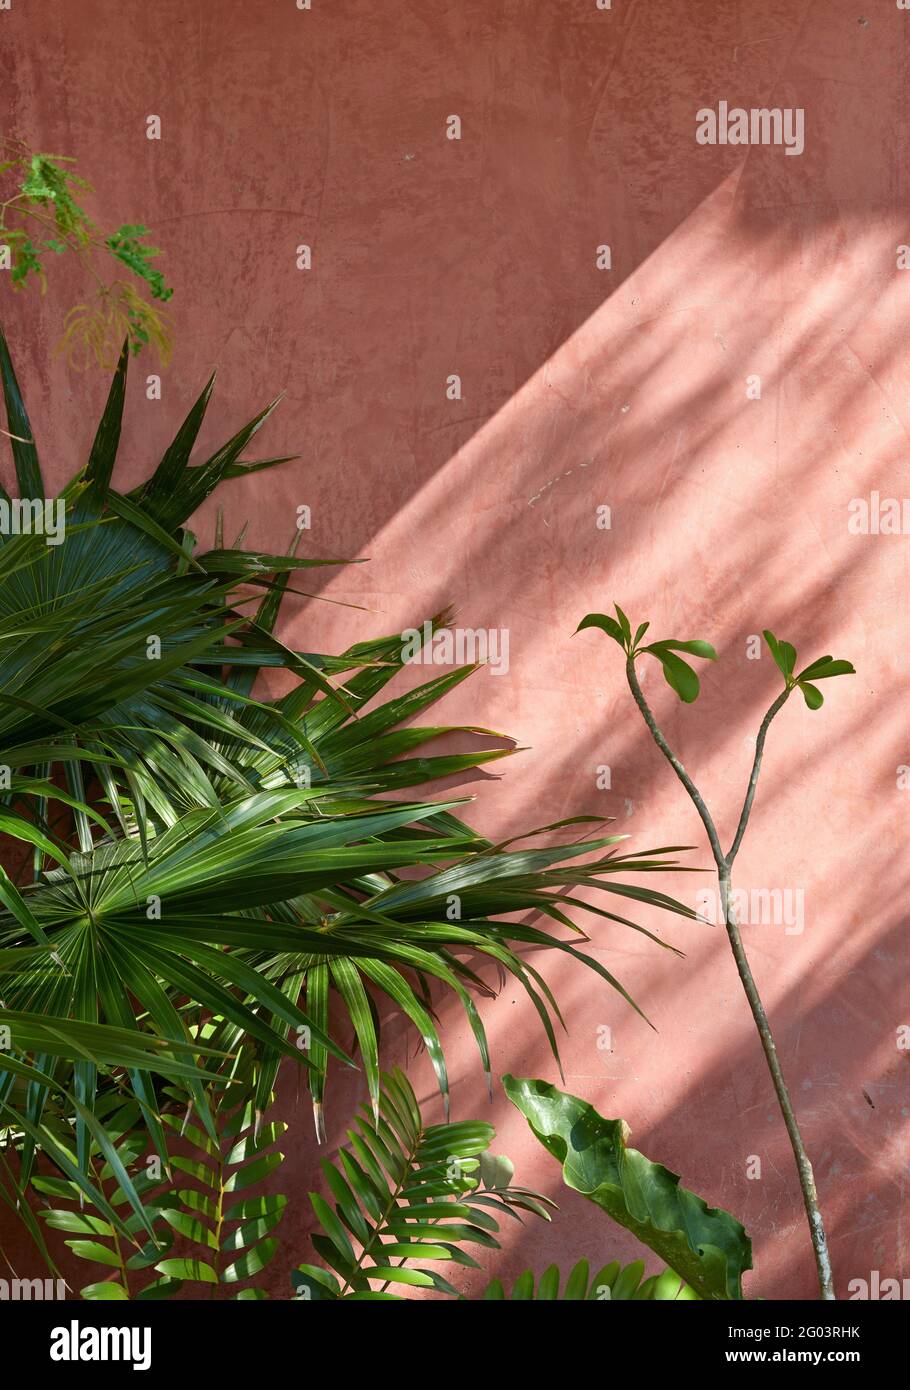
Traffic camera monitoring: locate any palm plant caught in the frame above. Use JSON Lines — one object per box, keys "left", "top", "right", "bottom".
{"left": 0, "top": 331, "right": 698, "bottom": 1288}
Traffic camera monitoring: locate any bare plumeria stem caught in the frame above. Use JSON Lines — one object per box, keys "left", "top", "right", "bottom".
{"left": 625, "top": 657, "right": 835, "bottom": 1301}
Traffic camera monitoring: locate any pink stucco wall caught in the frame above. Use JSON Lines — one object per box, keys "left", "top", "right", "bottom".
{"left": 4, "top": 0, "right": 909, "bottom": 1300}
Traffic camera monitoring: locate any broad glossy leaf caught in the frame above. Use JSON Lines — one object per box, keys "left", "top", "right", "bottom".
{"left": 65, "top": 1240, "right": 121, "bottom": 1267}
{"left": 504, "top": 1076, "right": 751, "bottom": 1300}
{"left": 222, "top": 1237, "right": 278, "bottom": 1283}
{"left": 575, "top": 612, "right": 625, "bottom": 647}
{"left": 650, "top": 649, "right": 700, "bottom": 703}
{"left": 799, "top": 681, "right": 824, "bottom": 710}
{"left": 647, "top": 638, "right": 717, "bottom": 661}
{"left": 155, "top": 1257, "right": 217, "bottom": 1284}
{"left": 80, "top": 1281, "right": 129, "bottom": 1300}
{"left": 796, "top": 657, "right": 855, "bottom": 683}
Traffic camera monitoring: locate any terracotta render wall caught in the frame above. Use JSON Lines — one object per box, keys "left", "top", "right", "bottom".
{"left": 4, "top": 0, "right": 910, "bottom": 1299}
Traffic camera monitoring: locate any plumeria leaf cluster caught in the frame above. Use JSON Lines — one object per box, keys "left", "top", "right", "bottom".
{"left": 762, "top": 630, "right": 855, "bottom": 710}
{"left": 576, "top": 604, "right": 716, "bottom": 702}
{"left": 577, "top": 604, "right": 854, "bottom": 709}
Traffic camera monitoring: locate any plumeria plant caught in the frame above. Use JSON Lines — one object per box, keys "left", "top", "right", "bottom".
{"left": 577, "top": 604, "right": 855, "bottom": 1301}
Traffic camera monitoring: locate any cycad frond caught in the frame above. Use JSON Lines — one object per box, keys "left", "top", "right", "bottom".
{"left": 480, "top": 1258, "right": 697, "bottom": 1301}
{"left": 292, "top": 1067, "right": 553, "bottom": 1300}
